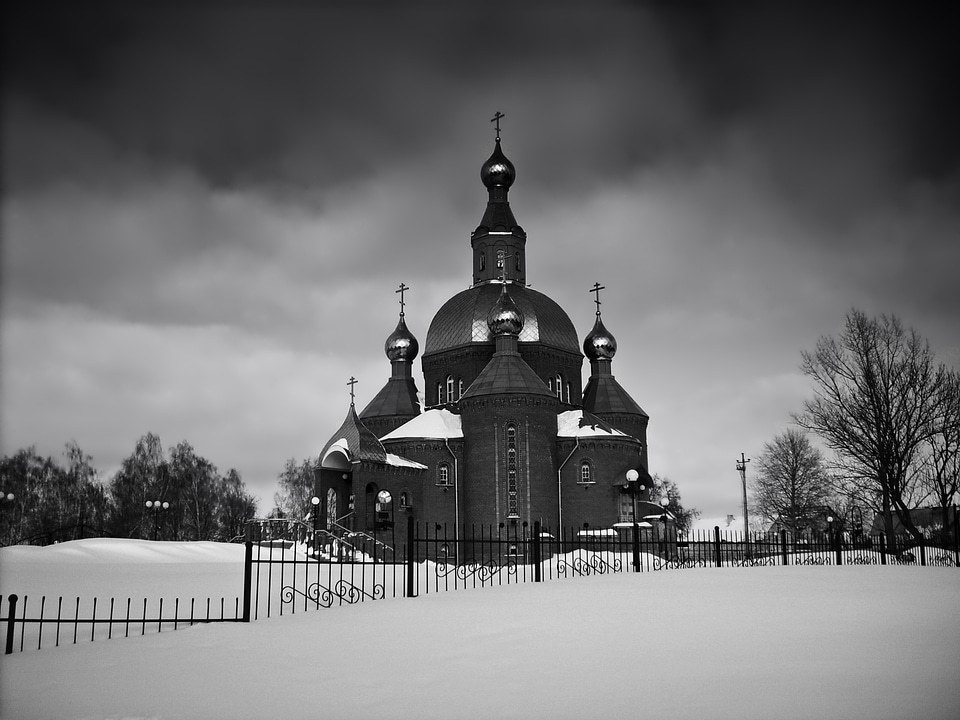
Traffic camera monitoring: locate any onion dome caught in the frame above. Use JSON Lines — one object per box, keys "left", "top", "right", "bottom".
{"left": 424, "top": 283, "right": 579, "bottom": 354}
{"left": 385, "top": 315, "right": 419, "bottom": 361}
{"left": 583, "top": 314, "right": 617, "bottom": 360}
{"left": 480, "top": 140, "right": 516, "bottom": 189}
{"left": 487, "top": 284, "right": 524, "bottom": 336}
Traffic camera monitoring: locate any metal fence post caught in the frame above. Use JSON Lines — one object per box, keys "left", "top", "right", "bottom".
{"left": 406, "top": 515, "right": 416, "bottom": 598}
{"left": 919, "top": 536, "right": 926, "bottom": 567}
{"left": 834, "top": 529, "right": 843, "bottom": 566}
{"left": 714, "top": 526, "right": 722, "bottom": 568}
{"left": 780, "top": 529, "right": 788, "bottom": 566}
{"left": 5, "top": 594, "right": 17, "bottom": 655}
{"left": 242, "top": 526, "right": 253, "bottom": 623}
{"left": 879, "top": 534, "right": 887, "bottom": 565}
{"left": 533, "top": 521, "right": 542, "bottom": 582}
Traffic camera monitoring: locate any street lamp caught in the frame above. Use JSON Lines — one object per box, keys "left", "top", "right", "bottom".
{"left": 310, "top": 496, "right": 321, "bottom": 557}
{"left": 624, "top": 470, "right": 644, "bottom": 571}
{"left": 144, "top": 500, "right": 169, "bottom": 541}
{"left": 659, "top": 495, "right": 670, "bottom": 557}
{"left": 1, "top": 492, "right": 14, "bottom": 503}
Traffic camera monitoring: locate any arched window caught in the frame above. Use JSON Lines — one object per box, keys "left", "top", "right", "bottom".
{"left": 548, "top": 378, "right": 554, "bottom": 393}
{"left": 516, "top": 254, "right": 521, "bottom": 272}
{"left": 438, "top": 463, "right": 451, "bottom": 487}
{"left": 437, "top": 381, "right": 445, "bottom": 405}
{"left": 479, "top": 252, "right": 486, "bottom": 271}
{"left": 555, "top": 374, "right": 563, "bottom": 401}
{"left": 458, "top": 377, "right": 464, "bottom": 399}
{"left": 400, "top": 490, "right": 411, "bottom": 509}
{"left": 506, "top": 423, "right": 519, "bottom": 517}
{"left": 446, "top": 375, "right": 455, "bottom": 403}
{"left": 496, "top": 248, "right": 505, "bottom": 269}
{"left": 325, "top": 488, "right": 338, "bottom": 530}
{"left": 565, "top": 381, "right": 572, "bottom": 404}
{"left": 579, "top": 461, "right": 593, "bottom": 484}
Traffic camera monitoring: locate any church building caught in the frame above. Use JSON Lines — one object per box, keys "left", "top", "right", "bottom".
{"left": 316, "top": 123, "right": 663, "bottom": 543}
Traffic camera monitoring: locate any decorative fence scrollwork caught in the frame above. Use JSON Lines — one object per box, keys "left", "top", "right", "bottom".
{"left": 732, "top": 556, "right": 776, "bottom": 568}
{"left": 796, "top": 555, "right": 831, "bottom": 565}
{"left": 281, "top": 579, "right": 384, "bottom": 609}
{"left": 653, "top": 556, "right": 707, "bottom": 570}
{"left": 557, "top": 553, "right": 622, "bottom": 577}
{"left": 435, "top": 560, "right": 517, "bottom": 583}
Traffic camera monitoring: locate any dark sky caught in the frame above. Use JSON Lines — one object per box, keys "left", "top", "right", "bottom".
{"left": 3, "top": 1, "right": 958, "bottom": 520}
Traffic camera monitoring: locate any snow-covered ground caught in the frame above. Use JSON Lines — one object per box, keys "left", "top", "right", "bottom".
{"left": 1, "top": 539, "right": 958, "bottom": 720}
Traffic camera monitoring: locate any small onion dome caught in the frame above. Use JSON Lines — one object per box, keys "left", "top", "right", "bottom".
{"left": 480, "top": 140, "right": 516, "bottom": 189}
{"left": 487, "top": 284, "right": 524, "bottom": 336}
{"left": 583, "top": 314, "right": 617, "bottom": 360}
{"left": 385, "top": 315, "right": 419, "bottom": 361}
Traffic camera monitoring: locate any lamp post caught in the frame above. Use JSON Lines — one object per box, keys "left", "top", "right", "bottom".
{"left": 624, "top": 470, "right": 642, "bottom": 571}
{"left": 735, "top": 453, "right": 750, "bottom": 548}
{"left": 144, "top": 500, "right": 169, "bottom": 541}
{"left": 659, "top": 495, "right": 670, "bottom": 558}
{"left": 310, "top": 496, "right": 321, "bottom": 558}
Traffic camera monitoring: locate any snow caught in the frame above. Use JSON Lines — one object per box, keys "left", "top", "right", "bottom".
{"left": 1, "top": 539, "right": 959, "bottom": 720}
{"left": 557, "top": 409, "right": 629, "bottom": 437}
{"left": 384, "top": 452, "right": 427, "bottom": 469}
{"left": 381, "top": 408, "right": 463, "bottom": 440}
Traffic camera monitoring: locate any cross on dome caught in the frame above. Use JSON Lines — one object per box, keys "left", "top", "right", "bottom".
{"left": 491, "top": 111, "right": 505, "bottom": 141}
{"left": 590, "top": 282, "right": 606, "bottom": 317}
{"left": 396, "top": 282, "right": 409, "bottom": 317}
{"left": 347, "top": 376, "right": 358, "bottom": 405}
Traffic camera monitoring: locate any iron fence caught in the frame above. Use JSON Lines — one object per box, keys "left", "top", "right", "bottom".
{"left": 4, "top": 518, "right": 955, "bottom": 655}
{"left": 3, "top": 592, "right": 243, "bottom": 655}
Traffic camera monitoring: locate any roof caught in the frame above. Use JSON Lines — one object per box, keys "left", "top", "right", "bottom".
{"left": 460, "top": 348, "right": 556, "bottom": 400}
{"left": 318, "top": 405, "right": 387, "bottom": 468}
{"left": 381, "top": 408, "right": 463, "bottom": 441}
{"left": 582, "top": 374, "right": 648, "bottom": 418}
{"left": 423, "top": 282, "right": 580, "bottom": 357}
{"left": 360, "top": 377, "right": 420, "bottom": 420}
{"left": 557, "top": 410, "right": 634, "bottom": 439}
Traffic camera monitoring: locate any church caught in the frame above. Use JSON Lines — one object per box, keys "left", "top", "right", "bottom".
{"left": 315, "top": 121, "right": 665, "bottom": 545}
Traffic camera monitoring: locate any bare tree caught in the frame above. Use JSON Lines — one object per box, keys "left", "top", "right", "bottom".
{"left": 272, "top": 458, "right": 315, "bottom": 522}
{"left": 794, "top": 309, "right": 954, "bottom": 544}
{"left": 751, "top": 428, "right": 833, "bottom": 532}
{"left": 917, "top": 370, "right": 960, "bottom": 538}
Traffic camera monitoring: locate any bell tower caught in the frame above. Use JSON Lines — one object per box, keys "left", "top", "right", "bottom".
{"left": 471, "top": 112, "right": 527, "bottom": 286}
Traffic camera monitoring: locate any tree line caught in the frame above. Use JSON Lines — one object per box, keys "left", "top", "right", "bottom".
{"left": 750, "top": 309, "right": 960, "bottom": 545}
{"left": 0, "top": 433, "right": 257, "bottom": 546}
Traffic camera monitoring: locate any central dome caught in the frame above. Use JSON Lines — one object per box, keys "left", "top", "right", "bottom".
{"left": 423, "top": 283, "right": 580, "bottom": 356}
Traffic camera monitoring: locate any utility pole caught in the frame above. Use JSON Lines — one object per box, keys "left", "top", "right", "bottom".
{"left": 736, "top": 453, "right": 751, "bottom": 548}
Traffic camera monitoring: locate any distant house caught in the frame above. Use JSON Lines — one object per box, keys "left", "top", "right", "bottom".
{"left": 768, "top": 506, "right": 839, "bottom": 537}
{"left": 868, "top": 506, "right": 958, "bottom": 542}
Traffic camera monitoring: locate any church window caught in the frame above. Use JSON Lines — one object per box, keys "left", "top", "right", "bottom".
{"left": 438, "top": 463, "right": 451, "bottom": 487}
{"left": 565, "top": 381, "right": 572, "bottom": 404}
{"left": 437, "top": 381, "right": 445, "bottom": 405}
{"left": 506, "top": 423, "right": 519, "bottom": 517}
{"left": 579, "top": 461, "right": 594, "bottom": 484}
{"left": 496, "top": 249, "right": 505, "bottom": 269}
{"left": 326, "top": 488, "right": 338, "bottom": 529}
{"left": 446, "top": 375, "right": 455, "bottom": 403}
{"left": 479, "top": 252, "right": 486, "bottom": 271}
{"left": 400, "top": 491, "right": 412, "bottom": 509}
{"left": 548, "top": 378, "right": 554, "bottom": 393}
{"left": 555, "top": 374, "right": 563, "bottom": 401}
{"left": 516, "top": 254, "right": 521, "bottom": 272}
{"left": 458, "top": 377, "right": 464, "bottom": 399}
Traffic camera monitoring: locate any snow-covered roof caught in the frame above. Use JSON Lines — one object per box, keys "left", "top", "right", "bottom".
{"left": 557, "top": 410, "right": 631, "bottom": 438}
{"left": 613, "top": 521, "right": 654, "bottom": 528}
{"left": 385, "top": 453, "right": 427, "bottom": 469}
{"left": 381, "top": 408, "right": 463, "bottom": 440}
{"left": 321, "top": 438, "right": 351, "bottom": 465}
{"left": 576, "top": 528, "right": 619, "bottom": 537}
